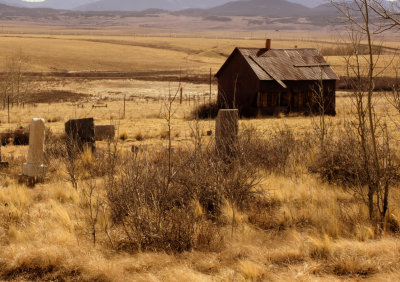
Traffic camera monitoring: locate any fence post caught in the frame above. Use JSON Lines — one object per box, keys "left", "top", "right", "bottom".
{"left": 7, "top": 96, "right": 10, "bottom": 124}
{"left": 210, "top": 68, "right": 212, "bottom": 104}
{"left": 123, "top": 95, "right": 126, "bottom": 119}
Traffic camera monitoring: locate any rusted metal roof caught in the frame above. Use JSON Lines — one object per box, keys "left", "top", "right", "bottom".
{"left": 216, "top": 47, "right": 339, "bottom": 83}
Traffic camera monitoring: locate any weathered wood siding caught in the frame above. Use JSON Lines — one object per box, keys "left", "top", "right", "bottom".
{"left": 217, "top": 50, "right": 260, "bottom": 116}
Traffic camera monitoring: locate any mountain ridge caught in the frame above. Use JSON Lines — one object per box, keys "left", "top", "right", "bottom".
{"left": 174, "top": 0, "right": 311, "bottom": 17}
{"left": 0, "top": 0, "right": 329, "bottom": 11}
{"left": 0, "top": 0, "right": 340, "bottom": 24}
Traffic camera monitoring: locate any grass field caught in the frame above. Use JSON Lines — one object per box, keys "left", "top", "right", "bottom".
{"left": 0, "top": 33, "right": 399, "bottom": 76}
{"left": 0, "top": 27, "right": 400, "bottom": 281}
{"left": 0, "top": 91, "right": 399, "bottom": 281}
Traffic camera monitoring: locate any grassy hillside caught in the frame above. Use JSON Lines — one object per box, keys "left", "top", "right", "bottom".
{"left": 0, "top": 33, "right": 399, "bottom": 77}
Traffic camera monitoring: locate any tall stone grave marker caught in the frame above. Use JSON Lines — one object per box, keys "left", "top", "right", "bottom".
{"left": 215, "top": 109, "right": 239, "bottom": 157}
{"left": 23, "top": 118, "right": 46, "bottom": 178}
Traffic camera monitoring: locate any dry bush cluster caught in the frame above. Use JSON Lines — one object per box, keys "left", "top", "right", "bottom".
{"left": 41, "top": 123, "right": 320, "bottom": 253}
{"left": 106, "top": 135, "right": 265, "bottom": 252}
{"left": 41, "top": 114, "right": 400, "bottom": 255}
{"left": 192, "top": 101, "right": 219, "bottom": 119}
{"left": 0, "top": 127, "right": 29, "bottom": 146}
{"left": 310, "top": 128, "right": 400, "bottom": 188}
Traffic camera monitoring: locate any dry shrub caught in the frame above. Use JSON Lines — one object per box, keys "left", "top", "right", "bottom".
{"left": 45, "top": 129, "right": 66, "bottom": 161}
{"left": 239, "top": 260, "right": 264, "bottom": 281}
{"left": 173, "top": 144, "right": 261, "bottom": 220}
{"left": 0, "top": 245, "right": 124, "bottom": 281}
{"left": 305, "top": 235, "right": 333, "bottom": 259}
{"left": 12, "top": 128, "right": 29, "bottom": 145}
{"left": 310, "top": 127, "right": 400, "bottom": 188}
{"left": 303, "top": 239, "right": 390, "bottom": 277}
{"left": 46, "top": 116, "right": 62, "bottom": 123}
{"left": 107, "top": 151, "right": 209, "bottom": 252}
{"left": 0, "top": 127, "right": 29, "bottom": 146}
{"left": 192, "top": 101, "right": 219, "bottom": 119}
{"left": 134, "top": 132, "right": 144, "bottom": 141}
{"left": 106, "top": 129, "right": 264, "bottom": 252}
{"left": 331, "top": 256, "right": 378, "bottom": 276}
{"left": 119, "top": 132, "right": 128, "bottom": 141}
{"left": 267, "top": 247, "right": 304, "bottom": 266}
{"left": 160, "top": 130, "right": 169, "bottom": 139}
{"left": 238, "top": 126, "right": 310, "bottom": 176}
{"left": 45, "top": 131, "right": 109, "bottom": 184}
{"left": 172, "top": 149, "right": 225, "bottom": 219}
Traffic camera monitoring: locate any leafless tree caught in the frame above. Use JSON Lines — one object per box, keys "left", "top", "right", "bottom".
{"left": 332, "top": 0, "right": 398, "bottom": 223}
{"left": 383, "top": 69, "right": 400, "bottom": 116}
{"left": 309, "top": 71, "right": 335, "bottom": 149}
{"left": 81, "top": 179, "right": 101, "bottom": 246}
{"left": 0, "top": 50, "right": 29, "bottom": 108}
{"left": 63, "top": 134, "right": 82, "bottom": 190}
{"left": 160, "top": 80, "right": 181, "bottom": 183}
{"left": 369, "top": 0, "right": 400, "bottom": 31}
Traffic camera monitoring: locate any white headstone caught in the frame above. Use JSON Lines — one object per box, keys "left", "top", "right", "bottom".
{"left": 23, "top": 118, "right": 46, "bottom": 178}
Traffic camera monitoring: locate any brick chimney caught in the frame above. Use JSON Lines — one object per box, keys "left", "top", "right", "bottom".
{"left": 265, "top": 39, "right": 271, "bottom": 50}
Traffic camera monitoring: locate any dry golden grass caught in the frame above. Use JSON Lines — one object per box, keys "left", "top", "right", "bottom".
{"left": 2, "top": 171, "right": 400, "bottom": 281}
{"left": 0, "top": 28, "right": 400, "bottom": 280}
{"left": 0, "top": 88, "right": 398, "bottom": 280}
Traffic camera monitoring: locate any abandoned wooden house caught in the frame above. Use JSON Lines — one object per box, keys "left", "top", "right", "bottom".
{"left": 215, "top": 39, "right": 339, "bottom": 116}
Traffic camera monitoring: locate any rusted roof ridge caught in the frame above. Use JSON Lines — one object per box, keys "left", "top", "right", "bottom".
{"left": 249, "top": 55, "right": 287, "bottom": 89}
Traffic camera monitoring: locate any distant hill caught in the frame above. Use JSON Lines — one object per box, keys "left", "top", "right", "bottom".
{"left": 175, "top": 0, "right": 330, "bottom": 17}
{"left": 0, "top": 0, "right": 95, "bottom": 10}
{"left": 76, "top": 0, "right": 232, "bottom": 11}
{"left": 0, "top": 0, "right": 341, "bottom": 18}
{"left": 0, "top": 3, "right": 164, "bottom": 19}
{"left": 287, "top": 0, "right": 328, "bottom": 8}
{"left": 0, "top": 3, "right": 58, "bottom": 16}
{"left": 0, "top": 0, "right": 340, "bottom": 26}
{"left": 76, "top": 0, "right": 332, "bottom": 13}
{"left": 310, "top": 3, "right": 340, "bottom": 16}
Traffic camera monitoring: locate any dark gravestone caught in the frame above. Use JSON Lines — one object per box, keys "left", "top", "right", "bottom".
{"left": 95, "top": 125, "right": 115, "bottom": 141}
{"left": 65, "top": 118, "right": 96, "bottom": 152}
